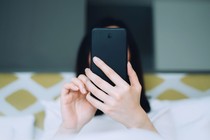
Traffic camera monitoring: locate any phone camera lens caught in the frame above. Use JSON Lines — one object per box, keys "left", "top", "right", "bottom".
{"left": 108, "top": 33, "right": 112, "bottom": 39}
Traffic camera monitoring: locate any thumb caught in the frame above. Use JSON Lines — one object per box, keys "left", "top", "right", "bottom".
{"left": 127, "top": 62, "right": 141, "bottom": 87}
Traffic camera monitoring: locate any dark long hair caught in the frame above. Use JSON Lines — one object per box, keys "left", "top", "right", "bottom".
{"left": 76, "top": 18, "right": 150, "bottom": 115}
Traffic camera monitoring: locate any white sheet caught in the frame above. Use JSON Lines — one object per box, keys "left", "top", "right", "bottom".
{"left": 39, "top": 96, "right": 210, "bottom": 140}
{"left": 55, "top": 129, "right": 163, "bottom": 140}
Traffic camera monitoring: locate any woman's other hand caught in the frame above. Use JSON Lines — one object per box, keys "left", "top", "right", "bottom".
{"left": 85, "top": 57, "right": 157, "bottom": 132}
{"left": 59, "top": 75, "right": 97, "bottom": 134}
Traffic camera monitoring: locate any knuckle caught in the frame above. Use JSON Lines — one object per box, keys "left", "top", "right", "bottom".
{"left": 123, "top": 85, "right": 130, "bottom": 92}
{"left": 94, "top": 76, "right": 103, "bottom": 86}
{"left": 87, "top": 82, "right": 93, "bottom": 90}
{"left": 109, "top": 100, "right": 117, "bottom": 107}
{"left": 139, "top": 83, "right": 142, "bottom": 89}
{"left": 114, "top": 94, "right": 122, "bottom": 101}
{"left": 88, "top": 83, "right": 97, "bottom": 93}
{"left": 104, "top": 107, "right": 113, "bottom": 115}
{"left": 91, "top": 86, "right": 97, "bottom": 93}
{"left": 106, "top": 69, "right": 114, "bottom": 77}
{"left": 136, "top": 83, "right": 142, "bottom": 92}
{"left": 86, "top": 93, "right": 91, "bottom": 101}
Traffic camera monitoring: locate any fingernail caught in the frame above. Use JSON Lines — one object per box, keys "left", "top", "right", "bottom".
{"left": 85, "top": 68, "right": 90, "bottom": 73}
{"left": 128, "top": 61, "right": 132, "bottom": 67}
{"left": 93, "top": 56, "right": 99, "bottom": 63}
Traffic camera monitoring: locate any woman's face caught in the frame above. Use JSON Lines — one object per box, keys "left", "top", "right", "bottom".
{"left": 88, "top": 25, "right": 131, "bottom": 66}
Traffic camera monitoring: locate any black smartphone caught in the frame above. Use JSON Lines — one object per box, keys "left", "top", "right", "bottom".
{"left": 91, "top": 28, "right": 128, "bottom": 88}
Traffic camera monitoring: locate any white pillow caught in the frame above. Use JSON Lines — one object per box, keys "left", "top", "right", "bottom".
{"left": 149, "top": 101, "right": 176, "bottom": 140}
{"left": 0, "top": 115, "right": 35, "bottom": 140}
{"left": 150, "top": 96, "right": 210, "bottom": 140}
{"left": 0, "top": 124, "right": 14, "bottom": 140}
{"left": 169, "top": 97, "right": 210, "bottom": 140}
{"left": 40, "top": 99, "right": 62, "bottom": 140}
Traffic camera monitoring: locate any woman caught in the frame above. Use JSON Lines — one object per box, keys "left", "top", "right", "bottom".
{"left": 56, "top": 18, "right": 157, "bottom": 136}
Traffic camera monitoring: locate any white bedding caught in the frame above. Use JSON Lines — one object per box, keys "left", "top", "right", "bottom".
{"left": 1, "top": 96, "right": 210, "bottom": 140}
{"left": 150, "top": 96, "right": 210, "bottom": 140}
{"left": 0, "top": 115, "right": 35, "bottom": 140}
{"left": 55, "top": 129, "right": 163, "bottom": 140}
{"left": 40, "top": 96, "right": 210, "bottom": 140}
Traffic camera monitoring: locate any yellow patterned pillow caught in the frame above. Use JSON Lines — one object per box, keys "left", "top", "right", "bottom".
{"left": 0, "top": 72, "right": 74, "bottom": 131}
{"left": 144, "top": 73, "right": 210, "bottom": 100}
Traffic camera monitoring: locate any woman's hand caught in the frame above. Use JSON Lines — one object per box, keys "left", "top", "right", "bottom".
{"left": 59, "top": 75, "right": 97, "bottom": 133}
{"left": 84, "top": 57, "right": 157, "bottom": 132}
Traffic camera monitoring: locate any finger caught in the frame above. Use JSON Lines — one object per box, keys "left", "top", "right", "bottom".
{"left": 61, "top": 83, "right": 79, "bottom": 100}
{"left": 78, "top": 74, "right": 89, "bottom": 83}
{"left": 61, "top": 87, "right": 69, "bottom": 98}
{"left": 86, "top": 93, "right": 107, "bottom": 112}
{"left": 63, "top": 83, "right": 79, "bottom": 91}
{"left": 78, "top": 74, "right": 91, "bottom": 94}
{"left": 85, "top": 78, "right": 111, "bottom": 104}
{"left": 85, "top": 68, "right": 115, "bottom": 96}
{"left": 78, "top": 74, "right": 99, "bottom": 95}
{"left": 93, "top": 56, "right": 128, "bottom": 87}
{"left": 127, "top": 62, "right": 141, "bottom": 89}
{"left": 71, "top": 78, "right": 87, "bottom": 94}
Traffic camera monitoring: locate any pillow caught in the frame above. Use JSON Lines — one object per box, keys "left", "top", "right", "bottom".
{"left": 40, "top": 100, "right": 62, "bottom": 140}
{"left": 169, "top": 97, "right": 210, "bottom": 140}
{"left": 149, "top": 96, "right": 210, "bottom": 140}
{"left": 0, "top": 115, "right": 35, "bottom": 140}
{"left": 0, "top": 124, "right": 13, "bottom": 140}
{"left": 148, "top": 100, "right": 176, "bottom": 140}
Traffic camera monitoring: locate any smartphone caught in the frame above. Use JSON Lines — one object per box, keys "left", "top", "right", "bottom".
{"left": 91, "top": 28, "right": 128, "bottom": 88}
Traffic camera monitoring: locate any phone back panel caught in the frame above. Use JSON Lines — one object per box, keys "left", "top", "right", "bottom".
{"left": 91, "top": 28, "right": 128, "bottom": 86}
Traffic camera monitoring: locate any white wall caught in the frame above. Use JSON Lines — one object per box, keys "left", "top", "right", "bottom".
{"left": 153, "top": 1, "right": 210, "bottom": 71}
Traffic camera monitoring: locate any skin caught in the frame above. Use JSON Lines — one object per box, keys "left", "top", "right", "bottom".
{"left": 57, "top": 56, "right": 157, "bottom": 136}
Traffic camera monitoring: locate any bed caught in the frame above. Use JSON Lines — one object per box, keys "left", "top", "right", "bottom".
{"left": 0, "top": 72, "right": 210, "bottom": 140}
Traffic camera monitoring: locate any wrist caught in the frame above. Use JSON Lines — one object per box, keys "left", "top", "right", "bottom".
{"left": 127, "top": 107, "right": 157, "bottom": 133}
{"left": 59, "top": 122, "right": 80, "bottom": 134}
{"left": 54, "top": 123, "right": 79, "bottom": 139}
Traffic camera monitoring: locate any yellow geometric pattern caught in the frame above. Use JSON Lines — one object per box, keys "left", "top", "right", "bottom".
{"left": 0, "top": 112, "right": 4, "bottom": 116}
{"left": 0, "top": 73, "right": 17, "bottom": 88}
{"left": 157, "top": 89, "right": 188, "bottom": 100}
{"left": 34, "top": 111, "right": 45, "bottom": 129}
{"left": 6, "top": 89, "right": 37, "bottom": 111}
{"left": 181, "top": 74, "right": 210, "bottom": 91}
{"left": 31, "top": 73, "right": 63, "bottom": 88}
{"left": 144, "top": 74, "right": 164, "bottom": 90}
